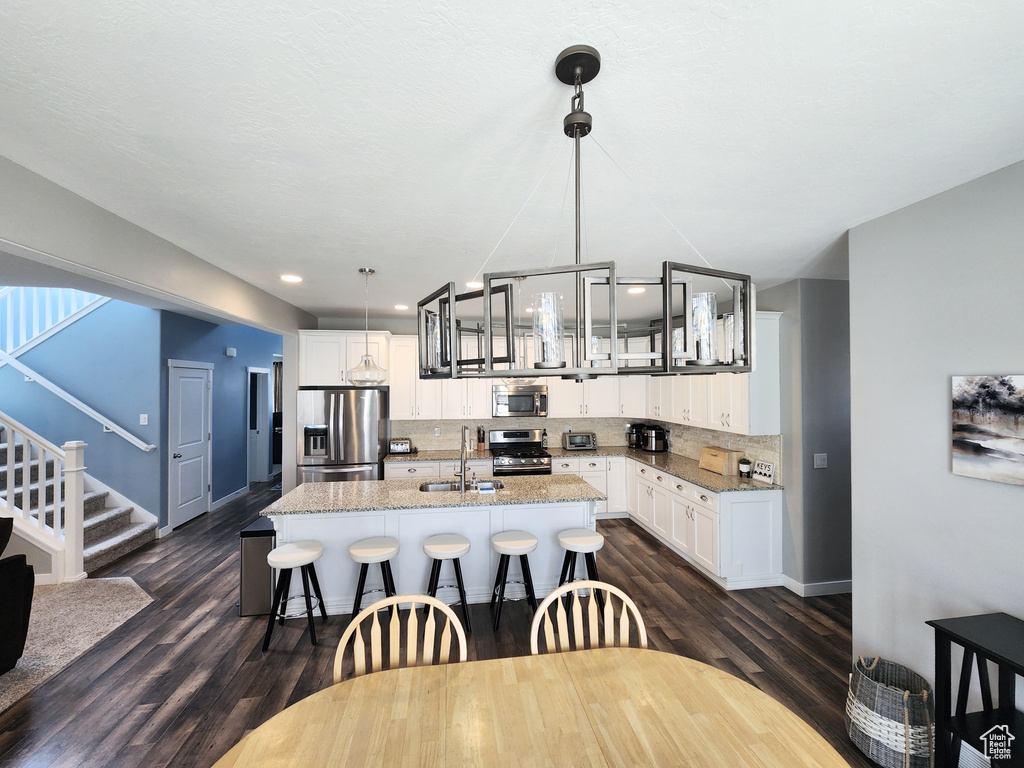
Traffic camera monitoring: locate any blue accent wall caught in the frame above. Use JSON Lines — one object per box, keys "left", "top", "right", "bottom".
{"left": 160, "top": 313, "right": 282, "bottom": 507}
{"left": 0, "top": 301, "right": 163, "bottom": 516}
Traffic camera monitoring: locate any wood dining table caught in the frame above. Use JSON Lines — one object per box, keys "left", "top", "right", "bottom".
{"left": 213, "top": 647, "right": 850, "bottom": 767}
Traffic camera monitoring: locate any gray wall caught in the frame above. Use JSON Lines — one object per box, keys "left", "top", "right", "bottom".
{"left": 759, "top": 278, "right": 851, "bottom": 592}
{"left": 849, "top": 159, "right": 1024, "bottom": 681}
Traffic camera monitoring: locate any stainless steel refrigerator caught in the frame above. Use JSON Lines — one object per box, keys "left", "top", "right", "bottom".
{"left": 296, "top": 386, "right": 390, "bottom": 483}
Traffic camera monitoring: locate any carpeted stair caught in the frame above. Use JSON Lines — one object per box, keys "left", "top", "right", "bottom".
{"left": 0, "top": 426, "right": 157, "bottom": 574}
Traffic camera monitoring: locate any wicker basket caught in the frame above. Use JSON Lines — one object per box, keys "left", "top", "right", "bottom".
{"left": 846, "top": 656, "right": 935, "bottom": 768}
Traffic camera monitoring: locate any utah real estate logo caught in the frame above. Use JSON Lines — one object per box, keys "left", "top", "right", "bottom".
{"left": 981, "top": 724, "right": 1014, "bottom": 762}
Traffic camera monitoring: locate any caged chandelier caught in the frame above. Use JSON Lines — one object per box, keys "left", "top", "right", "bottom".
{"left": 417, "top": 45, "right": 755, "bottom": 382}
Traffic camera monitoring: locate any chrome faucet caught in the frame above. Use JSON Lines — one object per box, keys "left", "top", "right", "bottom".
{"left": 457, "top": 425, "right": 469, "bottom": 493}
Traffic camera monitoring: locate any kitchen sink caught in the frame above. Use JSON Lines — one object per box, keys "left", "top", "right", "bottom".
{"left": 419, "top": 480, "right": 505, "bottom": 492}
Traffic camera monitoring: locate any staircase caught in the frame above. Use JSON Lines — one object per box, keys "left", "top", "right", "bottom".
{"left": 0, "top": 424, "right": 157, "bottom": 575}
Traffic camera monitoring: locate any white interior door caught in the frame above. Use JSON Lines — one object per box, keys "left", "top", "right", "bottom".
{"left": 247, "top": 368, "right": 271, "bottom": 483}
{"left": 169, "top": 362, "right": 212, "bottom": 528}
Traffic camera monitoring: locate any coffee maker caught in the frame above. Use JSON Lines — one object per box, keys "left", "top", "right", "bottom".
{"left": 627, "top": 423, "right": 647, "bottom": 449}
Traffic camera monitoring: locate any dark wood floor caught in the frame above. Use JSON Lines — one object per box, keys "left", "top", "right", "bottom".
{"left": 0, "top": 482, "right": 873, "bottom": 767}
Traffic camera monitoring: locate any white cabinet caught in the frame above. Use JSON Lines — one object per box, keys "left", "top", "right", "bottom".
{"left": 646, "top": 377, "right": 669, "bottom": 420}
{"left": 552, "top": 457, "right": 581, "bottom": 475}
{"left": 442, "top": 378, "right": 492, "bottom": 419}
{"left": 669, "top": 374, "right": 709, "bottom": 428}
{"left": 706, "top": 373, "right": 749, "bottom": 434}
{"left": 628, "top": 458, "right": 781, "bottom": 590}
{"left": 582, "top": 377, "right": 620, "bottom": 417}
{"left": 299, "top": 330, "right": 390, "bottom": 386}
{"left": 383, "top": 461, "right": 440, "bottom": 479}
{"left": 439, "top": 459, "right": 494, "bottom": 480}
{"left": 617, "top": 376, "right": 648, "bottom": 418}
{"left": 605, "top": 457, "right": 627, "bottom": 514}
{"left": 389, "top": 336, "right": 442, "bottom": 420}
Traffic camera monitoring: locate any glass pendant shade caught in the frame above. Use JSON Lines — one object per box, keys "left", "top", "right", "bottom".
{"left": 346, "top": 267, "right": 388, "bottom": 385}
{"left": 532, "top": 291, "right": 566, "bottom": 368}
{"left": 692, "top": 292, "right": 719, "bottom": 364}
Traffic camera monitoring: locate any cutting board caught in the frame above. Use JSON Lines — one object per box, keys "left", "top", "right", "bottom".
{"left": 699, "top": 446, "right": 743, "bottom": 476}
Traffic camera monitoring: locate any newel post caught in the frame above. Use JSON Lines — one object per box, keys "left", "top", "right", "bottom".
{"left": 62, "top": 440, "right": 87, "bottom": 581}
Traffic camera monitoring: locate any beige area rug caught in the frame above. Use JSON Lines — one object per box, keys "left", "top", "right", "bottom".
{"left": 0, "top": 577, "right": 153, "bottom": 714}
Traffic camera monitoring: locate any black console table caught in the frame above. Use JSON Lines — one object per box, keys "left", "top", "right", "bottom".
{"left": 928, "top": 612, "right": 1024, "bottom": 767}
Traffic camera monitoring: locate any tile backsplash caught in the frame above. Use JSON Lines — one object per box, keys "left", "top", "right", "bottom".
{"left": 391, "top": 417, "right": 782, "bottom": 483}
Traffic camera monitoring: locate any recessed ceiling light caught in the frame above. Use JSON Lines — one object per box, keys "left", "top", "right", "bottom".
{"left": 466, "top": 281, "right": 484, "bottom": 289}
{"left": 395, "top": 304, "right": 409, "bottom": 311}
{"left": 280, "top": 274, "right": 302, "bottom": 283}
{"left": 627, "top": 287, "right": 646, "bottom": 294}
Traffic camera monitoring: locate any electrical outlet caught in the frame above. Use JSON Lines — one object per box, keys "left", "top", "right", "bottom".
{"left": 725, "top": 438, "right": 731, "bottom": 448}
{"left": 140, "top": 414, "right": 149, "bottom": 426}
{"left": 434, "top": 427, "right": 441, "bottom": 436}
{"left": 813, "top": 453, "right": 828, "bottom": 469}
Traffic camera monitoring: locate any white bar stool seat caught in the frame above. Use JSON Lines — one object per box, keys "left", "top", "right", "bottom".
{"left": 490, "top": 530, "right": 539, "bottom": 631}
{"left": 263, "top": 540, "right": 327, "bottom": 651}
{"left": 349, "top": 536, "right": 399, "bottom": 616}
{"left": 423, "top": 533, "right": 472, "bottom": 633}
{"left": 557, "top": 528, "right": 606, "bottom": 611}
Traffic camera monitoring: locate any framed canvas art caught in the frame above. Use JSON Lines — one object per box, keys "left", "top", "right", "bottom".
{"left": 952, "top": 375, "right": 1024, "bottom": 486}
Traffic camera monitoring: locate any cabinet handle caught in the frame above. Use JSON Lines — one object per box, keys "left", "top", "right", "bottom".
{"left": 408, "top": 468, "right": 417, "bottom": 473}
{"left": 676, "top": 484, "right": 682, "bottom": 490}
{"left": 588, "top": 462, "right": 597, "bottom": 467}
{"left": 640, "top": 468, "right": 646, "bottom": 474}
{"left": 561, "top": 463, "right": 570, "bottom": 468}
{"left": 585, "top": 404, "right": 589, "bottom": 414}
{"left": 656, "top": 476, "right": 663, "bottom": 482}
{"left": 700, "top": 494, "right": 709, "bottom": 502}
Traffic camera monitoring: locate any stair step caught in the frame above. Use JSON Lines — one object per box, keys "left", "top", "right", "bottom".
{"left": 84, "top": 521, "right": 157, "bottom": 574}
{"left": 0, "top": 441, "right": 25, "bottom": 465}
{"left": 16, "top": 490, "right": 110, "bottom": 528}
{"left": 0, "top": 457, "right": 57, "bottom": 489}
{"left": 83, "top": 505, "right": 135, "bottom": 547}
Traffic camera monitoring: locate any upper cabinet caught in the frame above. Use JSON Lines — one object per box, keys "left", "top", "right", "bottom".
{"left": 546, "top": 375, "right": 620, "bottom": 418}
{"left": 389, "top": 335, "right": 441, "bottom": 420}
{"left": 299, "top": 330, "right": 391, "bottom": 387}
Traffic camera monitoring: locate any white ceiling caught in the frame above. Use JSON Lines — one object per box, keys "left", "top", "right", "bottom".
{"left": 1, "top": 1, "right": 1023, "bottom": 326}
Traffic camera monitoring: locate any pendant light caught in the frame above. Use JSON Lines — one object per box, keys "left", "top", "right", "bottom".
{"left": 347, "top": 267, "right": 388, "bottom": 386}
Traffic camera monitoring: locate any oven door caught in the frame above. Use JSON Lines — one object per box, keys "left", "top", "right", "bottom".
{"left": 492, "top": 463, "right": 552, "bottom": 477}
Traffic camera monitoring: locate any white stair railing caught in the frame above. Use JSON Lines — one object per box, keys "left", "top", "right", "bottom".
{"left": 0, "top": 411, "right": 85, "bottom": 582}
{"left": 0, "top": 286, "right": 107, "bottom": 358}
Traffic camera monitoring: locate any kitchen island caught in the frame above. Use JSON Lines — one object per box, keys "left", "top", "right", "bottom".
{"left": 261, "top": 475, "right": 605, "bottom": 615}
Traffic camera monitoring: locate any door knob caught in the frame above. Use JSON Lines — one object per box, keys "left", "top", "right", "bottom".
{"left": 173, "top": 453, "right": 182, "bottom": 458}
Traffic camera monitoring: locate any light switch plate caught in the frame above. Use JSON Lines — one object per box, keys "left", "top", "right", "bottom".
{"left": 140, "top": 414, "right": 149, "bottom": 425}
{"left": 752, "top": 461, "right": 775, "bottom": 484}
{"left": 813, "top": 453, "right": 828, "bottom": 469}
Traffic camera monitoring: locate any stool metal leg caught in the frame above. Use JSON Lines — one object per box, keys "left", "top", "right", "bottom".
{"left": 452, "top": 557, "right": 472, "bottom": 634}
{"left": 426, "top": 558, "right": 441, "bottom": 597}
{"left": 300, "top": 565, "right": 317, "bottom": 646}
{"left": 352, "top": 563, "right": 369, "bottom": 616}
{"left": 520, "top": 554, "right": 538, "bottom": 611}
{"left": 263, "top": 567, "right": 289, "bottom": 652}
{"left": 584, "top": 552, "right": 604, "bottom": 613}
{"left": 558, "top": 551, "right": 572, "bottom": 586}
{"left": 381, "top": 561, "right": 397, "bottom": 598}
{"left": 276, "top": 568, "right": 293, "bottom": 626}
{"left": 491, "top": 554, "right": 511, "bottom": 631}
{"left": 307, "top": 562, "right": 328, "bottom": 622}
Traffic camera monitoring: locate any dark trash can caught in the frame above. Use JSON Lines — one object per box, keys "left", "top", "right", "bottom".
{"left": 239, "top": 517, "right": 276, "bottom": 616}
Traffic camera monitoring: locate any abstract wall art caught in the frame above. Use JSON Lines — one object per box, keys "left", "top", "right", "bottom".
{"left": 952, "top": 375, "right": 1024, "bottom": 486}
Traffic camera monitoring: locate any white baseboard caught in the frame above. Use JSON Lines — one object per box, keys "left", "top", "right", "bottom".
{"left": 782, "top": 576, "right": 852, "bottom": 597}
{"left": 157, "top": 524, "right": 173, "bottom": 538}
{"left": 212, "top": 486, "right": 248, "bottom": 511}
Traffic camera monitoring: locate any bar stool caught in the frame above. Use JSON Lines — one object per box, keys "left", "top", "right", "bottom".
{"left": 349, "top": 536, "right": 399, "bottom": 616}
{"left": 490, "top": 530, "right": 538, "bottom": 632}
{"left": 262, "top": 540, "right": 327, "bottom": 651}
{"left": 557, "top": 528, "right": 605, "bottom": 611}
{"left": 423, "top": 533, "right": 472, "bottom": 633}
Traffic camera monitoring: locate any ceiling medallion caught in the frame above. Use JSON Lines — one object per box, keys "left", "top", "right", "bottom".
{"left": 417, "top": 46, "right": 754, "bottom": 382}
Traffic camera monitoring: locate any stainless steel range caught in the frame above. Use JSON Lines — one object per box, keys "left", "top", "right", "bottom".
{"left": 489, "top": 429, "right": 552, "bottom": 476}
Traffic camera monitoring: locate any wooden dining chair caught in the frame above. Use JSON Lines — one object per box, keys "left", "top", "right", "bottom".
{"left": 333, "top": 593, "right": 468, "bottom": 683}
{"left": 529, "top": 580, "right": 647, "bottom": 655}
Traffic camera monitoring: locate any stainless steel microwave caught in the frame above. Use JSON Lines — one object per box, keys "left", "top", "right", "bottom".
{"left": 492, "top": 384, "right": 548, "bottom": 418}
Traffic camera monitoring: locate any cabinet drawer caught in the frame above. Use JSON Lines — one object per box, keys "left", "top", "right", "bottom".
{"left": 553, "top": 457, "right": 581, "bottom": 474}
{"left": 384, "top": 462, "right": 440, "bottom": 479}
{"left": 579, "top": 456, "right": 607, "bottom": 473}
{"left": 440, "top": 459, "right": 493, "bottom": 477}
{"left": 690, "top": 487, "right": 718, "bottom": 513}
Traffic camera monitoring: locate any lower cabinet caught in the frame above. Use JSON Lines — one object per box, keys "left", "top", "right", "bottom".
{"left": 629, "top": 460, "right": 782, "bottom": 590}
{"left": 384, "top": 459, "right": 494, "bottom": 481}
{"left": 554, "top": 455, "right": 628, "bottom": 519}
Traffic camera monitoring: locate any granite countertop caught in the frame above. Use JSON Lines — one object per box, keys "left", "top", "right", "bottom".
{"left": 384, "top": 446, "right": 782, "bottom": 493}
{"left": 261, "top": 473, "right": 606, "bottom": 516}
